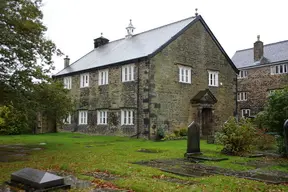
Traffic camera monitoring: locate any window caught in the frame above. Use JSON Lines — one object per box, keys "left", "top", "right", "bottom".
{"left": 63, "top": 114, "right": 71, "bottom": 124}
{"left": 97, "top": 110, "right": 108, "bottom": 125}
{"left": 241, "top": 109, "right": 250, "bottom": 118}
{"left": 121, "top": 110, "right": 134, "bottom": 125}
{"left": 237, "top": 92, "right": 247, "bottom": 101}
{"left": 98, "top": 69, "right": 109, "bottom": 85}
{"left": 78, "top": 111, "right": 88, "bottom": 125}
{"left": 122, "top": 64, "right": 135, "bottom": 82}
{"left": 80, "top": 73, "right": 89, "bottom": 88}
{"left": 64, "top": 77, "right": 72, "bottom": 89}
{"left": 178, "top": 66, "right": 191, "bottom": 83}
{"left": 271, "top": 64, "right": 288, "bottom": 75}
{"left": 238, "top": 70, "right": 248, "bottom": 79}
{"left": 208, "top": 71, "right": 219, "bottom": 87}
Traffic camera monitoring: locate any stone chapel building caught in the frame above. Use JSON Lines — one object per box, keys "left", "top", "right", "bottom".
{"left": 232, "top": 36, "right": 288, "bottom": 117}
{"left": 53, "top": 14, "right": 238, "bottom": 138}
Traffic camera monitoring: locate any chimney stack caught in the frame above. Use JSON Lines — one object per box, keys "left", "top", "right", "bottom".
{"left": 94, "top": 33, "right": 109, "bottom": 49}
{"left": 254, "top": 35, "right": 264, "bottom": 62}
{"left": 64, "top": 55, "right": 70, "bottom": 68}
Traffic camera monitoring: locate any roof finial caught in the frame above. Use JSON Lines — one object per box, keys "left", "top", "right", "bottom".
{"left": 101, "top": 32, "right": 103, "bottom": 37}
{"left": 195, "top": 8, "right": 198, "bottom": 16}
{"left": 126, "top": 19, "right": 135, "bottom": 38}
{"left": 257, "top": 35, "right": 260, "bottom": 41}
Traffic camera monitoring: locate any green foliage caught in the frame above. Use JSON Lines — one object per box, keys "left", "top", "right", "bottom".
{"left": 215, "top": 117, "right": 256, "bottom": 155}
{"left": 254, "top": 129, "right": 276, "bottom": 150}
{"left": 173, "top": 129, "right": 180, "bottom": 137}
{"left": 0, "top": 105, "right": 29, "bottom": 135}
{"left": 275, "top": 136, "right": 286, "bottom": 155}
{"left": 156, "top": 126, "right": 165, "bottom": 140}
{"left": 179, "top": 127, "right": 188, "bottom": 136}
{"left": 255, "top": 87, "right": 288, "bottom": 155}
{"left": 257, "top": 87, "right": 288, "bottom": 135}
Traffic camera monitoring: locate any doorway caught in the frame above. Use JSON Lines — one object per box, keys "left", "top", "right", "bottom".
{"left": 201, "top": 108, "right": 213, "bottom": 136}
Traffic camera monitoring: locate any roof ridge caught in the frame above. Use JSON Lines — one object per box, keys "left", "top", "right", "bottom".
{"left": 235, "top": 39, "right": 288, "bottom": 52}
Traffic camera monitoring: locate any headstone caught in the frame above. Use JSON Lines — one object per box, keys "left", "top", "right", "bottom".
{"left": 9, "top": 168, "right": 68, "bottom": 190}
{"left": 185, "top": 121, "right": 202, "bottom": 157}
{"left": 284, "top": 119, "right": 288, "bottom": 155}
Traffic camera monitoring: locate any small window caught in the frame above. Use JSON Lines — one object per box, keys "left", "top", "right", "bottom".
{"left": 271, "top": 64, "right": 288, "bottom": 75}
{"left": 122, "top": 64, "right": 135, "bottom": 82}
{"left": 78, "top": 110, "right": 88, "bottom": 125}
{"left": 64, "top": 77, "right": 72, "bottom": 89}
{"left": 121, "top": 110, "right": 134, "bottom": 125}
{"left": 80, "top": 73, "right": 89, "bottom": 88}
{"left": 178, "top": 66, "right": 191, "bottom": 83}
{"left": 98, "top": 69, "right": 109, "bottom": 85}
{"left": 208, "top": 71, "right": 219, "bottom": 87}
{"left": 63, "top": 114, "right": 71, "bottom": 124}
{"left": 97, "top": 110, "right": 108, "bottom": 125}
{"left": 241, "top": 109, "right": 250, "bottom": 118}
{"left": 237, "top": 92, "right": 247, "bottom": 101}
{"left": 238, "top": 70, "right": 248, "bottom": 79}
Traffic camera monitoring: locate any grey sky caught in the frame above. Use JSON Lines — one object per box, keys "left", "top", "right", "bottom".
{"left": 42, "top": 0, "right": 288, "bottom": 73}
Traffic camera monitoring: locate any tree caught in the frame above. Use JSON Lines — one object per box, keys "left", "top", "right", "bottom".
{"left": 0, "top": 0, "right": 62, "bottom": 101}
{"left": 255, "top": 87, "right": 288, "bottom": 154}
{"left": 0, "top": 0, "right": 72, "bottom": 134}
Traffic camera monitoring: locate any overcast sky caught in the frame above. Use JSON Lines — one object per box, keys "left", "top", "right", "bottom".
{"left": 42, "top": 0, "right": 288, "bottom": 73}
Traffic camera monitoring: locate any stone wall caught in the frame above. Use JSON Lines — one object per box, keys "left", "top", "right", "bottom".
{"left": 238, "top": 64, "right": 288, "bottom": 116}
{"left": 148, "top": 20, "right": 237, "bottom": 134}
{"left": 59, "top": 60, "right": 150, "bottom": 137}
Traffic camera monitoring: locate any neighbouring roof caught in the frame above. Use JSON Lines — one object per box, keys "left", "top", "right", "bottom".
{"left": 231, "top": 40, "right": 288, "bottom": 69}
{"left": 55, "top": 16, "right": 238, "bottom": 77}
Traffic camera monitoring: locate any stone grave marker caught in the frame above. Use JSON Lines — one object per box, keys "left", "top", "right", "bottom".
{"left": 8, "top": 168, "right": 70, "bottom": 190}
{"left": 284, "top": 119, "right": 288, "bottom": 156}
{"left": 185, "top": 121, "right": 202, "bottom": 157}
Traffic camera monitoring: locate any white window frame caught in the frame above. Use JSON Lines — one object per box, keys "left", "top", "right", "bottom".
{"left": 271, "top": 64, "right": 288, "bottom": 75}
{"left": 208, "top": 71, "right": 219, "bottom": 87}
{"left": 238, "top": 70, "right": 248, "bottom": 79}
{"left": 78, "top": 110, "right": 88, "bottom": 125}
{"left": 241, "top": 109, "right": 251, "bottom": 118}
{"left": 121, "top": 110, "right": 134, "bottom": 125}
{"left": 178, "top": 65, "right": 191, "bottom": 84}
{"left": 122, "top": 64, "right": 135, "bottom": 82}
{"left": 64, "top": 77, "right": 72, "bottom": 89}
{"left": 63, "top": 114, "right": 71, "bottom": 124}
{"left": 237, "top": 92, "right": 247, "bottom": 101}
{"left": 98, "top": 69, "right": 109, "bottom": 85}
{"left": 97, "top": 110, "right": 108, "bottom": 125}
{"left": 80, "top": 73, "right": 89, "bottom": 88}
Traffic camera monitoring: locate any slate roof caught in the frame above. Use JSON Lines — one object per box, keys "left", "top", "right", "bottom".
{"left": 231, "top": 40, "right": 288, "bottom": 69}
{"left": 56, "top": 17, "right": 196, "bottom": 76}
{"left": 55, "top": 16, "right": 238, "bottom": 77}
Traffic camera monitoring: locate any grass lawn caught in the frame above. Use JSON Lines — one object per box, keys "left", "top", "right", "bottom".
{"left": 0, "top": 132, "right": 288, "bottom": 192}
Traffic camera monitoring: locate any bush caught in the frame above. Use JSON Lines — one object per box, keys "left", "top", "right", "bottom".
{"left": 163, "top": 133, "right": 187, "bottom": 141}
{"left": 179, "top": 128, "right": 188, "bottom": 136}
{"left": 156, "top": 126, "right": 165, "bottom": 140}
{"left": 254, "top": 128, "right": 276, "bottom": 150}
{"left": 275, "top": 136, "right": 286, "bottom": 155}
{"left": 0, "top": 105, "right": 29, "bottom": 135}
{"left": 215, "top": 117, "right": 256, "bottom": 155}
{"left": 173, "top": 129, "right": 180, "bottom": 137}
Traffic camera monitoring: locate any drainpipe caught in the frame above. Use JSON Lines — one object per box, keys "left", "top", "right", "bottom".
{"left": 235, "top": 75, "right": 238, "bottom": 120}
{"left": 136, "top": 59, "right": 140, "bottom": 138}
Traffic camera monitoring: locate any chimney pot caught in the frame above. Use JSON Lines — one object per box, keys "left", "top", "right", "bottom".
{"left": 64, "top": 55, "right": 70, "bottom": 68}
{"left": 254, "top": 35, "right": 264, "bottom": 62}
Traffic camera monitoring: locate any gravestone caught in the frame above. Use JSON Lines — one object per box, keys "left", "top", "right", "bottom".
{"left": 9, "top": 168, "right": 69, "bottom": 190}
{"left": 284, "top": 119, "right": 288, "bottom": 156}
{"left": 185, "top": 121, "right": 202, "bottom": 157}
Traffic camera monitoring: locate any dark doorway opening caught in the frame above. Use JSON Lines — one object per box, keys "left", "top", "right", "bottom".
{"left": 201, "top": 108, "right": 213, "bottom": 136}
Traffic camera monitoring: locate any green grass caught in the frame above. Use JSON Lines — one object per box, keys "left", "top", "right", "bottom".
{"left": 0, "top": 133, "right": 288, "bottom": 192}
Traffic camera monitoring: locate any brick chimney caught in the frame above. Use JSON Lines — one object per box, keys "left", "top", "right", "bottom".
{"left": 254, "top": 35, "right": 264, "bottom": 62}
{"left": 94, "top": 33, "right": 109, "bottom": 49}
{"left": 64, "top": 55, "right": 70, "bottom": 68}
